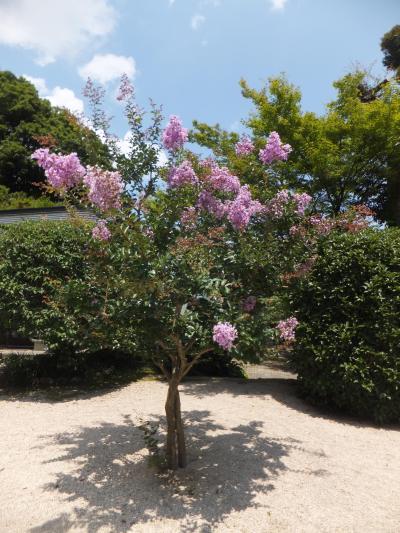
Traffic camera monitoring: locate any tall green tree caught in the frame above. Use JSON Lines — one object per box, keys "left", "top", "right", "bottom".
{"left": 381, "top": 24, "right": 400, "bottom": 77}
{"left": 191, "top": 72, "right": 400, "bottom": 224}
{"left": 0, "top": 71, "right": 110, "bottom": 196}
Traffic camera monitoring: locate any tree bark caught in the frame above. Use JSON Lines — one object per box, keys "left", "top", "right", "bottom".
{"left": 165, "top": 377, "right": 179, "bottom": 470}
{"left": 161, "top": 343, "right": 213, "bottom": 469}
{"left": 175, "top": 387, "right": 187, "bottom": 467}
{"left": 164, "top": 371, "right": 188, "bottom": 469}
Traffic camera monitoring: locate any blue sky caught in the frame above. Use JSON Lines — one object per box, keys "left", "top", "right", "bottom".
{"left": 0, "top": 0, "right": 398, "bottom": 139}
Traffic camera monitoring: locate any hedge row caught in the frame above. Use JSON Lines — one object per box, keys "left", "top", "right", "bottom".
{"left": 289, "top": 228, "right": 400, "bottom": 423}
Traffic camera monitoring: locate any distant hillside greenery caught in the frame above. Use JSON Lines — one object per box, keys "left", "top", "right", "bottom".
{"left": 0, "top": 70, "right": 111, "bottom": 201}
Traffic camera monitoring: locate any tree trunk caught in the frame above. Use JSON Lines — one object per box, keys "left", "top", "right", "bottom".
{"left": 159, "top": 340, "right": 212, "bottom": 470}
{"left": 165, "top": 377, "right": 186, "bottom": 469}
{"left": 175, "top": 387, "right": 187, "bottom": 467}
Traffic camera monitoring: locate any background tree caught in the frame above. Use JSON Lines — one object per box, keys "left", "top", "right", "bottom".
{"left": 0, "top": 71, "right": 110, "bottom": 198}
{"left": 191, "top": 71, "right": 400, "bottom": 224}
{"left": 381, "top": 25, "right": 400, "bottom": 77}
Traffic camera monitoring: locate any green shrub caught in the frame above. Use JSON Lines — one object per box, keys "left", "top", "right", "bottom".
{"left": 289, "top": 228, "right": 400, "bottom": 423}
{"left": 0, "top": 220, "right": 90, "bottom": 353}
{"left": 0, "top": 349, "right": 245, "bottom": 389}
{"left": 0, "top": 350, "right": 146, "bottom": 388}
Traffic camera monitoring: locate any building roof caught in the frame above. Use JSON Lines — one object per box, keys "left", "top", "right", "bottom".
{"left": 0, "top": 206, "right": 97, "bottom": 225}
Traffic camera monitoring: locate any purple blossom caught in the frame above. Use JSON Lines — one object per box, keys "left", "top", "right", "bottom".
{"left": 168, "top": 160, "right": 198, "bottom": 188}
{"left": 117, "top": 73, "right": 134, "bottom": 101}
{"left": 309, "top": 215, "right": 334, "bottom": 235}
{"left": 83, "top": 77, "right": 105, "bottom": 105}
{"left": 213, "top": 322, "right": 238, "bottom": 351}
{"left": 226, "top": 186, "right": 264, "bottom": 230}
{"left": 197, "top": 190, "right": 226, "bottom": 219}
{"left": 277, "top": 317, "right": 299, "bottom": 342}
{"left": 83, "top": 166, "right": 123, "bottom": 211}
{"left": 207, "top": 164, "right": 241, "bottom": 194}
{"left": 265, "top": 190, "right": 290, "bottom": 218}
{"left": 32, "top": 148, "right": 85, "bottom": 190}
{"left": 199, "top": 157, "right": 215, "bottom": 169}
{"left": 242, "top": 296, "right": 257, "bottom": 312}
{"left": 259, "top": 131, "right": 292, "bottom": 165}
{"left": 289, "top": 225, "right": 303, "bottom": 237}
{"left": 235, "top": 136, "right": 254, "bottom": 156}
{"left": 293, "top": 192, "right": 312, "bottom": 215}
{"left": 180, "top": 207, "right": 198, "bottom": 229}
{"left": 162, "top": 115, "right": 188, "bottom": 151}
{"left": 92, "top": 220, "right": 111, "bottom": 241}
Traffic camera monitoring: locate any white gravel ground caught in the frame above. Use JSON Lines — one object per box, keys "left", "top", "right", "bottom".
{"left": 0, "top": 375, "right": 399, "bottom": 533}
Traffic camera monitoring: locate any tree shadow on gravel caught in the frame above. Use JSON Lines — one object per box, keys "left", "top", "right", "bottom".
{"left": 180, "top": 379, "right": 400, "bottom": 430}
{"left": 30, "top": 411, "right": 327, "bottom": 533}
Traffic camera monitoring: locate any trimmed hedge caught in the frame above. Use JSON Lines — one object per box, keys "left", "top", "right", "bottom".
{"left": 0, "top": 220, "right": 90, "bottom": 352}
{"left": 289, "top": 228, "right": 400, "bottom": 423}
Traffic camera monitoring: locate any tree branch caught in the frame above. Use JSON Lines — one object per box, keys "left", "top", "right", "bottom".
{"left": 152, "top": 358, "right": 171, "bottom": 381}
{"left": 182, "top": 347, "right": 214, "bottom": 378}
{"left": 156, "top": 339, "right": 177, "bottom": 365}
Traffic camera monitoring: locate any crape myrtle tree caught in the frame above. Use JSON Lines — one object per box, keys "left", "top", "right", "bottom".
{"left": 32, "top": 75, "right": 333, "bottom": 470}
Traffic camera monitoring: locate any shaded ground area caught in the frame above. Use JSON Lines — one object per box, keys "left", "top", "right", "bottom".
{"left": 0, "top": 368, "right": 399, "bottom": 532}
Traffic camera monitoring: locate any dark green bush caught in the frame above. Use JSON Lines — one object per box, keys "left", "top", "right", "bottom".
{"left": 0, "top": 349, "right": 245, "bottom": 388}
{"left": 0, "top": 220, "right": 90, "bottom": 353}
{"left": 0, "top": 350, "right": 146, "bottom": 388}
{"left": 289, "top": 228, "right": 400, "bottom": 423}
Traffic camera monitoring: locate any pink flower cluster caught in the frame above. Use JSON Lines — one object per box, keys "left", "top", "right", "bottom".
{"left": 213, "top": 322, "right": 238, "bottom": 351}
{"left": 293, "top": 192, "right": 312, "bottom": 215}
{"left": 180, "top": 207, "right": 198, "bottom": 229}
{"left": 259, "top": 131, "right": 292, "bottom": 165}
{"left": 168, "top": 160, "right": 198, "bottom": 188}
{"left": 207, "top": 164, "right": 241, "bottom": 194}
{"left": 277, "top": 317, "right": 299, "bottom": 342}
{"left": 265, "top": 190, "right": 290, "bottom": 218}
{"left": 186, "top": 161, "right": 264, "bottom": 230}
{"left": 197, "top": 190, "right": 226, "bottom": 219}
{"left": 242, "top": 295, "right": 257, "bottom": 312}
{"left": 289, "top": 225, "right": 305, "bottom": 237}
{"left": 309, "top": 215, "right": 334, "bottom": 235}
{"left": 225, "top": 186, "right": 264, "bottom": 230}
{"left": 235, "top": 136, "right": 254, "bottom": 156}
{"left": 83, "top": 166, "right": 124, "bottom": 211}
{"left": 266, "top": 190, "right": 311, "bottom": 218}
{"left": 32, "top": 148, "right": 85, "bottom": 190}
{"left": 92, "top": 220, "right": 111, "bottom": 241}
{"left": 117, "top": 73, "right": 134, "bottom": 101}
{"left": 162, "top": 115, "right": 188, "bottom": 151}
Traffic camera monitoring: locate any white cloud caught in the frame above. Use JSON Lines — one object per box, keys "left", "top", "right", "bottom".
{"left": 0, "top": 0, "right": 116, "bottom": 65}
{"left": 46, "top": 87, "right": 84, "bottom": 115}
{"left": 23, "top": 75, "right": 84, "bottom": 115}
{"left": 168, "top": 0, "right": 176, "bottom": 5}
{"left": 117, "top": 131, "right": 133, "bottom": 157}
{"left": 191, "top": 14, "right": 206, "bottom": 30}
{"left": 269, "top": 0, "right": 288, "bottom": 10}
{"left": 23, "top": 75, "right": 48, "bottom": 95}
{"left": 157, "top": 149, "right": 168, "bottom": 168}
{"left": 79, "top": 54, "right": 136, "bottom": 84}
{"left": 118, "top": 131, "right": 167, "bottom": 167}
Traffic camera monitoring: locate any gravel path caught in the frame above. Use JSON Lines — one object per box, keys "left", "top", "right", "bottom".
{"left": 0, "top": 375, "right": 399, "bottom": 533}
